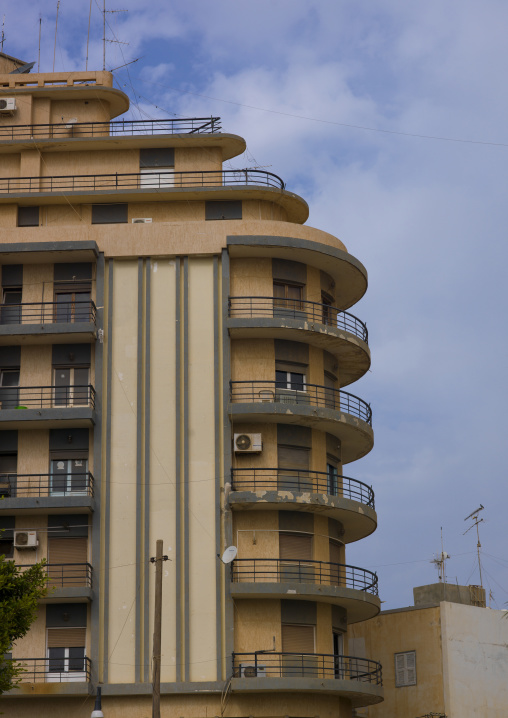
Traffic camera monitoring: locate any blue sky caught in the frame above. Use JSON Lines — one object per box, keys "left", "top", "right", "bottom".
{"left": 5, "top": 0, "right": 508, "bottom": 611}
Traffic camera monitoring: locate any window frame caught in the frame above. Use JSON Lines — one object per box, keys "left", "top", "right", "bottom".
{"left": 394, "top": 650, "right": 417, "bottom": 687}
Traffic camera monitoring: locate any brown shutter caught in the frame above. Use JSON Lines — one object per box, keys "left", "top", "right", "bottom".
{"left": 277, "top": 446, "right": 310, "bottom": 470}
{"left": 281, "top": 624, "right": 315, "bottom": 653}
{"left": 329, "top": 540, "right": 342, "bottom": 565}
{"left": 279, "top": 533, "right": 312, "bottom": 560}
{"left": 47, "top": 628, "right": 86, "bottom": 648}
{"left": 49, "top": 537, "right": 87, "bottom": 564}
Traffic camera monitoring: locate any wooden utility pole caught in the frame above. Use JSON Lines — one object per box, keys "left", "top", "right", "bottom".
{"left": 150, "top": 539, "right": 168, "bottom": 718}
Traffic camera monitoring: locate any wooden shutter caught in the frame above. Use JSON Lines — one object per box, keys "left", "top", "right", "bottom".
{"left": 47, "top": 628, "right": 86, "bottom": 648}
{"left": 277, "top": 446, "right": 309, "bottom": 470}
{"left": 279, "top": 533, "right": 312, "bottom": 560}
{"left": 329, "top": 540, "right": 342, "bottom": 565}
{"left": 49, "top": 537, "right": 87, "bottom": 564}
{"left": 395, "top": 651, "right": 416, "bottom": 686}
{"left": 281, "top": 624, "right": 315, "bottom": 653}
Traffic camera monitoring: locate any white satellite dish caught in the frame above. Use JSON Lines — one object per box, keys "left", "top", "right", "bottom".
{"left": 221, "top": 546, "right": 238, "bottom": 564}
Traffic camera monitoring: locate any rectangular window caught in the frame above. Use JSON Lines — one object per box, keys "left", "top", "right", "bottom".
{"left": 0, "top": 454, "right": 17, "bottom": 498}
{"left": 205, "top": 200, "right": 242, "bottom": 220}
{"left": 48, "top": 537, "right": 88, "bottom": 587}
{"left": 0, "top": 517, "right": 15, "bottom": 558}
{"left": 277, "top": 445, "right": 310, "bottom": 491}
{"left": 281, "top": 624, "right": 316, "bottom": 677}
{"left": 327, "top": 462, "right": 338, "bottom": 496}
{"left": 17, "top": 206, "right": 39, "bottom": 227}
{"left": 91, "top": 203, "right": 127, "bottom": 224}
{"left": 53, "top": 367, "right": 90, "bottom": 407}
{"left": 50, "top": 455, "right": 88, "bottom": 496}
{"left": 275, "top": 370, "right": 305, "bottom": 392}
{"left": 0, "top": 369, "right": 20, "bottom": 410}
{"left": 47, "top": 628, "right": 86, "bottom": 680}
{"left": 273, "top": 282, "right": 303, "bottom": 316}
{"left": 395, "top": 651, "right": 416, "bottom": 687}
{"left": 321, "top": 292, "right": 335, "bottom": 325}
{"left": 279, "top": 532, "right": 313, "bottom": 583}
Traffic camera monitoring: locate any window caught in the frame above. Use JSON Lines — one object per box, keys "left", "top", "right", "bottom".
{"left": 47, "top": 628, "right": 86, "bottom": 681}
{"left": 321, "top": 292, "right": 335, "bottom": 325}
{"left": 395, "top": 651, "right": 416, "bottom": 687}
{"left": 17, "top": 206, "right": 39, "bottom": 227}
{"left": 50, "top": 455, "right": 88, "bottom": 496}
{"left": 279, "top": 532, "right": 313, "bottom": 582}
{"left": 0, "top": 369, "right": 20, "bottom": 410}
{"left": 205, "top": 200, "right": 242, "bottom": 220}
{"left": 53, "top": 367, "right": 90, "bottom": 407}
{"left": 91, "top": 203, "right": 127, "bottom": 224}
{"left": 281, "top": 624, "right": 316, "bottom": 676}
{"left": 0, "top": 517, "right": 15, "bottom": 558}
{"left": 1, "top": 288, "right": 22, "bottom": 325}
{"left": 333, "top": 631, "right": 344, "bottom": 678}
{"left": 275, "top": 370, "right": 305, "bottom": 392}
{"left": 277, "top": 445, "right": 310, "bottom": 491}
{"left": 0, "top": 454, "right": 17, "bottom": 498}
{"left": 327, "top": 462, "right": 338, "bottom": 496}
{"left": 273, "top": 282, "right": 303, "bottom": 316}
{"left": 54, "top": 263, "right": 93, "bottom": 323}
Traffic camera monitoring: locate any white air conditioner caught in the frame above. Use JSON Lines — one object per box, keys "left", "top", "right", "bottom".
{"left": 14, "top": 530, "right": 38, "bottom": 549}
{"left": 234, "top": 433, "right": 262, "bottom": 453}
{"left": 240, "top": 662, "right": 267, "bottom": 678}
{"left": 0, "top": 98, "right": 16, "bottom": 113}
{"left": 132, "top": 218, "right": 152, "bottom": 224}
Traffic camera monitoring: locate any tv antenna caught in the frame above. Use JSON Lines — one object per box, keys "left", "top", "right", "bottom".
{"left": 1, "top": 15, "right": 5, "bottom": 52}
{"left": 102, "top": 2, "right": 128, "bottom": 71}
{"left": 430, "top": 527, "right": 450, "bottom": 582}
{"left": 463, "top": 504, "right": 484, "bottom": 588}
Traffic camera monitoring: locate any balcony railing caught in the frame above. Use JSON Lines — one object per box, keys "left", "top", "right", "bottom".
{"left": 0, "top": 385, "right": 96, "bottom": 411}
{"left": 0, "top": 169, "right": 285, "bottom": 194}
{"left": 230, "top": 468, "right": 374, "bottom": 508}
{"left": 231, "top": 559, "right": 378, "bottom": 595}
{"left": 0, "top": 472, "right": 94, "bottom": 498}
{"left": 18, "top": 563, "right": 92, "bottom": 589}
{"left": 14, "top": 656, "right": 91, "bottom": 683}
{"left": 230, "top": 381, "right": 372, "bottom": 425}
{"left": 228, "top": 297, "right": 368, "bottom": 343}
{"left": 233, "top": 652, "right": 382, "bottom": 684}
{"left": 0, "top": 301, "right": 96, "bottom": 326}
{"left": 0, "top": 117, "right": 221, "bottom": 140}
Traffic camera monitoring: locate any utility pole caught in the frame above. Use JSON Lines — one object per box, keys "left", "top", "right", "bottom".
{"left": 150, "top": 539, "right": 168, "bottom": 718}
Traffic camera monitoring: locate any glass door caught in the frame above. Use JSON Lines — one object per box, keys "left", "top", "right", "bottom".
{"left": 50, "top": 457, "right": 88, "bottom": 496}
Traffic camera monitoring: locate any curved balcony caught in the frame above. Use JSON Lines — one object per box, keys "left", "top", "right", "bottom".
{"left": 229, "top": 381, "right": 373, "bottom": 463}
{"left": 229, "top": 468, "right": 376, "bottom": 543}
{"left": 0, "top": 300, "right": 96, "bottom": 344}
{"left": 0, "top": 385, "right": 96, "bottom": 429}
{"left": 228, "top": 297, "right": 370, "bottom": 386}
{"left": 231, "top": 558, "right": 379, "bottom": 623}
{"left": 232, "top": 652, "right": 383, "bottom": 706}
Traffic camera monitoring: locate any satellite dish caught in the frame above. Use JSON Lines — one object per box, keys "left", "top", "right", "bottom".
{"left": 221, "top": 546, "right": 238, "bottom": 564}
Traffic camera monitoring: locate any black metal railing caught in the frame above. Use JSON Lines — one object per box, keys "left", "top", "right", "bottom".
{"left": 230, "top": 381, "right": 372, "bottom": 425}
{"left": 0, "top": 472, "right": 94, "bottom": 499}
{"left": 14, "top": 656, "right": 91, "bottom": 683}
{"left": 229, "top": 297, "right": 368, "bottom": 343}
{"left": 0, "top": 385, "right": 96, "bottom": 411}
{"left": 0, "top": 300, "right": 96, "bottom": 326}
{"left": 230, "top": 468, "right": 374, "bottom": 508}
{"left": 233, "top": 652, "right": 382, "bottom": 684}
{"left": 231, "top": 559, "right": 378, "bottom": 595}
{"left": 18, "top": 563, "right": 92, "bottom": 589}
{"left": 0, "top": 117, "right": 222, "bottom": 140}
{"left": 0, "top": 168, "right": 285, "bottom": 194}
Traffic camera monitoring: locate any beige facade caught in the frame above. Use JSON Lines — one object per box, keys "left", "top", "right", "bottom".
{"left": 0, "top": 53, "right": 381, "bottom": 716}
{"left": 350, "top": 585, "right": 508, "bottom": 718}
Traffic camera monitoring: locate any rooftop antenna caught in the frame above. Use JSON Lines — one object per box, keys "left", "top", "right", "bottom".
{"left": 38, "top": 16, "right": 42, "bottom": 73}
{"left": 1, "top": 15, "right": 5, "bottom": 52}
{"left": 52, "top": 0, "right": 60, "bottom": 73}
{"left": 102, "top": 2, "right": 128, "bottom": 72}
{"left": 430, "top": 527, "right": 450, "bottom": 583}
{"left": 463, "top": 504, "right": 484, "bottom": 589}
{"left": 85, "top": 0, "right": 92, "bottom": 71}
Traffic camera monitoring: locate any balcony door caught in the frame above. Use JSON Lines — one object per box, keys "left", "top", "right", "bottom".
{"left": 273, "top": 282, "right": 303, "bottom": 317}
{"left": 48, "top": 537, "right": 88, "bottom": 587}
{"left": 0, "top": 369, "right": 20, "bottom": 409}
{"left": 279, "top": 532, "right": 313, "bottom": 583}
{"left": 1, "top": 287, "right": 22, "bottom": 325}
{"left": 54, "top": 290, "right": 91, "bottom": 323}
{"left": 53, "top": 367, "right": 89, "bottom": 407}
{"left": 333, "top": 631, "right": 344, "bottom": 678}
{"left": 46, "top": 628, "right": 86, "bottom": 682}
{"left": 277, "top": 445, "right": 310, "bottom": 491}
{"left": 50, "top": 456, "right": 88, "bottom": 496}
{"left": 281, "top": 624, "right": 316, "bottom": 676}
{"left": 0, "top": 453, "right": 17, "bottom": 497}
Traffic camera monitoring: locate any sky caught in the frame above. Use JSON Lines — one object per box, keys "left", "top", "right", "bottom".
{"left": 4, "top": 0, "right": 508, "bottom": 612}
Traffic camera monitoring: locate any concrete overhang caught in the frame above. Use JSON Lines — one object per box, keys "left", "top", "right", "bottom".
{"left": 0, "top": 496, "right": 94, "bottom": 515}
{"left": 227, "top": 318, "right": 370, "bottom": 387}
{"left": 229, "top": 403, "right": 374, "bottom": 464}
{"left": 0, "top": 322, "right": 96, "bottom": 345}
{"left": 228, "top": 490, "right": 377, "bottom": 544}
{"left": 231, "top": 582, "right": 380, "bottom": 623}
{"left": 0, "top": 132, "right": 246, "bottom": 162}
{"left": 2, "top": 84, "right": 129, "bottom": 118}
{"left": 0, "top": 407, "right": 96, "bottom": 429}
{"left": 230, "top": 677, "right": 384, "bottom": 707}
{"left": 227, "top": 236, "right": 368, "bottom": 309}
{"left": 0, "top": 241, "right": 99, "bottom": 264}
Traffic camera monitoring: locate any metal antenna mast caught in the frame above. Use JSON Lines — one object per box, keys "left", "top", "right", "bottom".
{"left": 1, "top": 16, "right": 5, "bottom": 52}
{"left": 102, "top": 2, "right": 128, "bottom": 71}
{"left": 52, "top": 0, "right": 60, "bottom": 73}
{"left": 463, "top": 505, "right": 485, "bottom": 588}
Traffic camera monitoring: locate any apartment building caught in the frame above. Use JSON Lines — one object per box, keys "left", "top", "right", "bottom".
{"left": 0, "top": 53, "right": 382, "bottom": 717}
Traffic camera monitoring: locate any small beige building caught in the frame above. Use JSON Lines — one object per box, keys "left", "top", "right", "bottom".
{"left": 350, "top": 582, "right": 508, "bottom": 718}
{"left": 0, "top": 52, "right": 382, "bottom": 716}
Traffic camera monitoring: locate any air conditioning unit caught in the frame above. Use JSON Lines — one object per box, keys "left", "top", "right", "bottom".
{"left": 234, "top": 433, "right": 262, "bottom": 453}
{"left": 14, "top": 530, "right": 38, "bottom": 549}
{"left": 0, "top": 98, "right": 16, "bottom": 113}
{"left": 132, "top": 218, "right": 152, "bottom": 224}
{"left": 240, "top": 662, "right": 267, "bottom": 678}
